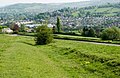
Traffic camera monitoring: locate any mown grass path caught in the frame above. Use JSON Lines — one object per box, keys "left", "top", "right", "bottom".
{"left": 0, "top": 34, "right": 69, "bottom": 78}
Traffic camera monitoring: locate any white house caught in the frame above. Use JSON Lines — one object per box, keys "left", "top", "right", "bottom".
{"left": 47, "top": 24, "right": 54, "bottom": 28}
{"left": 2, "top": 28, "right": 13, "bottom": 34}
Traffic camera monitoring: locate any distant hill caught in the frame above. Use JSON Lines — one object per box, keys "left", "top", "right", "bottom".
{"left": 34, "top": 3, "right": 120, "bottom": 28}
{"left": 0, "top": 0, "right": 119, "bottom": 14}
{"left": 36, "top": 3, "right": 120, "bottom": 19}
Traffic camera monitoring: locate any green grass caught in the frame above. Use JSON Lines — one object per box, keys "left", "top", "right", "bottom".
{"left": 55, "top": 34, "right": 100, "bottom": 40}
{"left": 85, "top": 9, "right": 96, "bottom": 13}
{"left": 0, "top": 34, "right": 120, "bottom": 78}
{"left": 95, "top": 7, "right": 112, "bottom": 13}
{"left": 0, "top": 34, "right": 69, "bottom": 78}
{"left": 84, "top": 7, "right": 119, "bottom": 16}
{"left": 73, "top": 7, "right": 119, "bottom": 17}
{"left": 17, "top": 32, "right": 120, "bottom": 44}
{"left": 54, "top": 34, "right": 120, "bottom": 44}
{"left": 72, "top": 11, "right": 79, "bottom": 17}
{"left": 110, "top": 8, "right": 120, "bottom": 13}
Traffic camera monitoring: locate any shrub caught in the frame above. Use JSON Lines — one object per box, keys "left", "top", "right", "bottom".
{"left": 10, "top": 23, "right": 19, "bottom": 34}
{"left": 101, "top": 26, "right": 120, "bottom": 40}
{"left": 20, "top": 24, "right": 25, "bottom": 32}
{"left": 82, "top": 27, "right": 96, "bottom": 37}
{"left": 35, "top": 25, "right": 53, "bottom": 45}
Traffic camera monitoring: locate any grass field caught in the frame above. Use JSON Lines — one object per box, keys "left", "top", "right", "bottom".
{"left": 54, "top": 34, "right": 120, "bottom": 44}
{"left": 0, "top": 34, "right": 120, "bottom": 78}
{"left": 18, "top": 32, "right": 120, "bottom": 44}
{"left": 82, "top": 7, "right": 120, "bottom": 16}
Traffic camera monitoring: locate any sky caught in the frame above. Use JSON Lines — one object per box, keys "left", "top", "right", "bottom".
{"left": 0, "top": 0, "right": 90, "bottom": 7}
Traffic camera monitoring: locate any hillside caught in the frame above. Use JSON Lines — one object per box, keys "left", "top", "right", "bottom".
{"left": 32, "top": 3, "right": 120, "bottom": 30}
{"left": 0, "top": 0, "right": 119, "bottom": 14}
{"left": 0, "top": 34, "right": 120, "bottom": 78}
{"left": 0, "top": 0, "right": 119, "bottom": 22}
{"left": 72, "top": 3, "right": 120, "bottom": 17}
{"left": 36, "top": 3, "right": 120, "bottom": 18}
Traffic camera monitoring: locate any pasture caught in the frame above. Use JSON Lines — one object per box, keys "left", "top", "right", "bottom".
{"left": 0, "top": 34, "right": 120, "bottom": 78}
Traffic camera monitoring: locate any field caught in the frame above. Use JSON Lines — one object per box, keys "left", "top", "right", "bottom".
{"left": 0, "top": 34, "right": 120, "bottom": 78}
{"left": 54, "top": 34, "right": 120, "bottom": 44}
{"left": 17, "top": 32, "right": 120, "bottom": 44}
{"left": 78, "top": 6, "right": 120, "bottom": 16}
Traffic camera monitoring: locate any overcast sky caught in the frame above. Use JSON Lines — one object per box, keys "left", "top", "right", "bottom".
{"left": 0, "top": 0, "right": 90, "bottom": 7}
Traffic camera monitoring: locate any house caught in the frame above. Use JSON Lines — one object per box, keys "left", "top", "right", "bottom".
{"left": 2, "top": 28, "right": 13, "bottom": 34}
{"left": 47, "top": 24, "right": 54, "bottom": 28}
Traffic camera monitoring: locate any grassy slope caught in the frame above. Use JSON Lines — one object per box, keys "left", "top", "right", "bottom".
{"left": 0, "top": 34, "right": 120, "bottom": 78}
{"left": 0, "top": 34, "right": 69, "bottom": 78}
{"left": 77, "top": 6, "right": 120, "bottom": 16}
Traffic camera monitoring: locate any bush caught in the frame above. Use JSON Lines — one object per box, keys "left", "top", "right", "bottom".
{"left": 19, "top": 24, "right": 25, "bottom": 32}
{"left": 10, "top": 23, "right": 19, "bottom": 33}
{"left": 35, "top": 25, "right": 53, "bottom": 45}
{"left": 82, "top": 27, "right": 96, "bottom": 37}
{"left": 101, "top": 26, "right": 120, "bottom": 40}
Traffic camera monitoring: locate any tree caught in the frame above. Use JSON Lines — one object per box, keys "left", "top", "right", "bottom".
{"left": 101, "top": 26, "right": 120, "bottom": 40}
{"left": 52, "top": 26, "right": 56, "bottom": 33}
{"left": 82, "top": 27, "right": 96, "bottom": 37}
{"left": 10, "top": 23, "right": 19, "bottom": 34}
{"left": 20, "top": 24, "right": 25, "bottom": 32}
{"left": 35, "top": 25, "right": 53, "bottom": 45}
{"left": 86, "top": 11, "right": 91, "bottom": 17}
{"left": 88, "top": 28, "right": 96, "bottom": 37}
{"left": 56, "top": 17, "right": 62, "bottom": 33}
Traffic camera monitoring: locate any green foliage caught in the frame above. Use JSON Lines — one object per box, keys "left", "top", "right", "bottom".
{"left": 52, "top": 26, "right": 56, "bottom": 33}
{"left": 0, "top": 26, "right": 7, "bottom": 29}
{"left": 35, "top": 12, "right": 50, "bottom": 20}
{"left": 20, "top": 24, "right": 25, "bottom": 32}
{"left": 88, "top": 28, "right": 96, "bottom": 37}
{"left": 35, "top": 25, "right": 53, "bottom": 45}
{"left": 56, "top": 17, "right": 62, "bottom": 33}
{"left": 101, "top": 26, "right": 120, "bottom": 40}
{"left": 10, "top": 23, "right": 19, "bottom": 34}
{"left": 82, "top": 27, "right": 96, "bottom": 37}
{"left": 0, "top": 26, "right": 8, "bottom": 33}
{"left": 0, "top": 26, "right": 2, "bottom": 29}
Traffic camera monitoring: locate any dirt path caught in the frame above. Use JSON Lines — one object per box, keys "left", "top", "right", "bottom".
{"left": 58, "top": 39, "right": 120, "bottom": 47}
{"left": 9, "top": 34, "right": 20, "bottom": 36}
{"left": 79, "top": 41, "right": 120, "bottom": 46}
